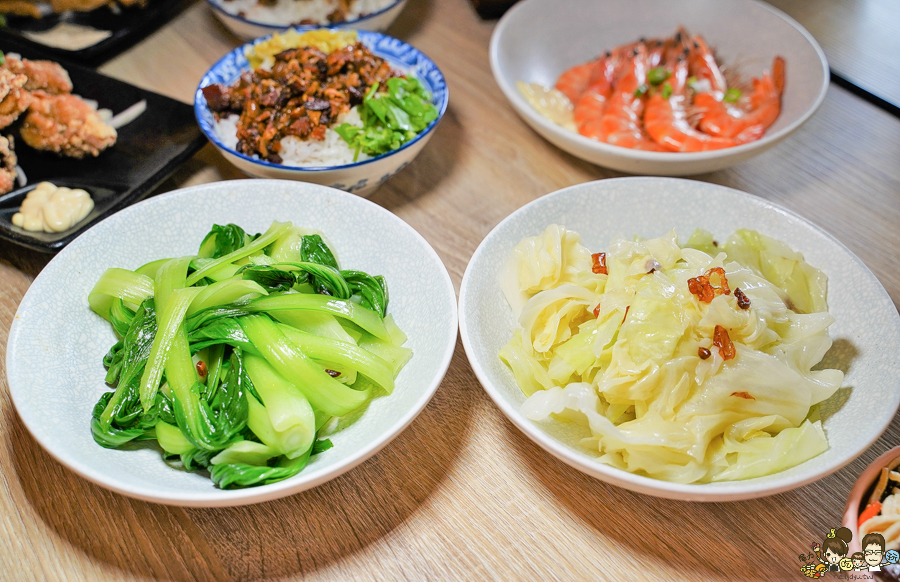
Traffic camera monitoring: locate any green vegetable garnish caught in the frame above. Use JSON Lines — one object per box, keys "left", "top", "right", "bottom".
{"left": 661, "top": 82, "right": 673, "bottom": 99}
{"left": 0, "top": 16, "right": 7, "bottom": 29}
{"left": 724, "top": 88, "right": 742, "bottom": 103}
{"left": 633, "top": 84, "right": 648, "bottom": 98}
{"left": 647, "top": 67, "right": 669, "bottom": 85}
{"left": 335, "top": 76, "right": 439, "bottom": 161}
{"left": 88, "top": 221, "right": 412, "bottom": 489}
{"left": 686, "top": 76, "right": 698, "bottom": 87}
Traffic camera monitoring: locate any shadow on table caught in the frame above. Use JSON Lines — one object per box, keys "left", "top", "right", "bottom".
{"left": 10, "top": 339, "right": 476, "bottom": 581}
{"left": 500, "top": 411, "right": 900, "bottom": 581}
{"left": 370, "top": 103, "right": 463, "bottom": 210}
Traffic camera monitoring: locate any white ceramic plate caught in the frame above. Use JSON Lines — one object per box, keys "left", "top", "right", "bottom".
{"left": 7, "top": 179, "right": 458, "bottom": 507}
{"left": 458, "top": 177, "right": 900, "bottom": 501}
{"left": 490, "top": 0, "right": 829, "bottom": 175}
{"left": 207, "top": 0, "right": 408, "bottom": 41}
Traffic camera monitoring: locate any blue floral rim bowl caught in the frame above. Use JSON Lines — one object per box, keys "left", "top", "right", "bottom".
{"left": 207, "top": 0, "right": 407, "bottom": 41}
{"left": 194, "top": 29, "right": 448, "bottom": 197}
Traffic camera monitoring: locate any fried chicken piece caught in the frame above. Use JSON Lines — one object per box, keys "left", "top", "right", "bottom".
{"left": 0, "top": 69, "right": 33, "bottom": 129}
{"left": 0, "top": 135, "right": 18, "bottom": 195}
{"left": 20, "top": 92, "right": 117, "bottom": 158}
{"left": 2, "top": 55, "right": 73, "bottom": 94}
{"left": 0, "top": 0, "right": 43, "bottom": 17}
{"left": 50, "top": 0, "right": 110, "bottom": 12}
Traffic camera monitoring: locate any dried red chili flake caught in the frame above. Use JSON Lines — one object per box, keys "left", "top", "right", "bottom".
{"left": 687, "top": 267, "right": 731, "bottom": 303}
{"left": 622, "top": 305, "right": 630, "bottom": 324}
{"left": 593, "top": 303, "right": 602, "bottom": 318}
{"left": 196, "top": 360, "right": 208, "bottom": 378}
{"left": 698, "top": 347, "right": 711, "bottom": 360}
{"left": 734, "top": 287, "right": 751, "bottom": 310}
{"left": 713, "top": 325, "right": 736, "bottom": 361}
{"left": 591, "top": 252, "right": 607, "bottom": 275}
{"left": 730, "top": 391, "right": 755, "bottom": 400}
{"left": 325, "top": 369, "right": 341, "bottom": 378}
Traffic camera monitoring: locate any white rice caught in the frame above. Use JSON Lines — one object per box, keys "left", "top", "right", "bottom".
{"left": 215, "top": 106, "right": 371, "bottom": 167}
{"left": 216, "top": 0, "right": 395, "bottom": 26}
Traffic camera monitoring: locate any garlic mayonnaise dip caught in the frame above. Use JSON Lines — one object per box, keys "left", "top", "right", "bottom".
{"left": 12, "top": 182, "right": 94, "bottom": 233}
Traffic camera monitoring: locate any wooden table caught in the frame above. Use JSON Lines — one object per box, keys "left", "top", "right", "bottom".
{"left": 2, "top": 1, "right": 900, "bottom": 580}
{"left": 765, "top": 0, "right": 900, "bottom": 110}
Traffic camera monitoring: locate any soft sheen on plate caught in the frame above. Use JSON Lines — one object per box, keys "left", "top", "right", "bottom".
{"left": 6, "top": 180, "right": 458, "bottom": 507}
{"left": 458, "top": 177, "right": 900, "bottom": 501}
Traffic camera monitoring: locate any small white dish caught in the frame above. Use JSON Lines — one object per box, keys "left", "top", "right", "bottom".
{"left": 490, "top": 0, "right": 829, "bottom": 175}
{"left": 6, "top": 179, "right": 458, "bottom": 507}
{"left": 195, "top": 30, "right": 448, "bottom": 198}
{"left": 208, "top": 0, "right": 407, "bottom": 41}
{"left": 458, "top": 177, "right": 900, "bottom": 501}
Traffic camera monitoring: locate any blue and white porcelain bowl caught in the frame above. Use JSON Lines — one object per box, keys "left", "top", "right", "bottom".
{"left": 195, "top": 29, "right": 447, "bottom": 198}
{"left": 208, "top": 0, "right": 407, "bottom": 41}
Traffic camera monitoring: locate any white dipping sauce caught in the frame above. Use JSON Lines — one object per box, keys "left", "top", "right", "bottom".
{"left": 12, "top": 182, "right": 94, "bottom": 233}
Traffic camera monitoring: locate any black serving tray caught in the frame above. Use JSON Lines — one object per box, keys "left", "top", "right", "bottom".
{"left": 0, "top": 36, "right": 205, "bottom": 252}
{"left": 0, "top": 0, "right": 190, "bottom": 65}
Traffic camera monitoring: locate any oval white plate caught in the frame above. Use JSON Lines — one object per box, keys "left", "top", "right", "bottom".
{"left": 459, "top": 177, "right": 900, "bottom": 501}
{"left": 7, "top": 179, "right": 458, "bottom": 507}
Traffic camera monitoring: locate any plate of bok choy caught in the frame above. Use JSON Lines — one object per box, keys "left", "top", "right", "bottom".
{"left": 6, "top": 179, "right": 457, "bottom": 507}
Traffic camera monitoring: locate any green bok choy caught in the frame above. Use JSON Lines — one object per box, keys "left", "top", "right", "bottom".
{"left": 89, "top": 221, "right": 411, "bottom": 489}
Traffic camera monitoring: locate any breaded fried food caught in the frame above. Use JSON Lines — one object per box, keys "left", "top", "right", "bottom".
{"left": 0, "top": 135, "right": 18, "bottom": 195}
{"left": 0, "top": 0, "right": 43, "bottom": 17}
{"left": 0, "top": 68, "right": 33, "bottom": 129}
{"left": 3, "top": 54, "right": 73, "bottom": 94}
{"left": 50, "top": 0, "right": 110, "bottom": 11}
{"left": 20, "top": 92, "right": 117, "bottom": 158}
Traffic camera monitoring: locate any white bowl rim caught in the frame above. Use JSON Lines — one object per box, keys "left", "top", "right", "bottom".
{"left": 194, "top": 29, "right": 449, "bottom": 174}
{"left": 458, "top": 176, "right": 900, "bottom": 501}
{"left": 7, "top": 179, "right": 459, "bottom": 507}
{"left": 489, "top": 0, "right": 830, "bottom": 162}
{"left": 206, "top": 0, "right": 404, "bottom": 32}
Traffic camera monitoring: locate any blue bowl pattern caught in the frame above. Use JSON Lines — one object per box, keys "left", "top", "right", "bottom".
{"left": 195, "top": 29, "right": 448, "bottom": 188}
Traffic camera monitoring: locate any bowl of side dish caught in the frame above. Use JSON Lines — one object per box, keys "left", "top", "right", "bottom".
{"left": 458, "top": 177, "right": 900, "bottom": 501}
{"left": 489, "top": 0, "right": 829, "bottom": 175}
{"left": 843, "top": 447, "right": 900, "bottom": 571}
{"left": 208, "top": 0, "right": 407, "bottom": 41}
{"left": 195, "top": 29, "right": 447, "bottom": 198}
{"left": 6, "top": 179, "right": 458, "bottom": 506}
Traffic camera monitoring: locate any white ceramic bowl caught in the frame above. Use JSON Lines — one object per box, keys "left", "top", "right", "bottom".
{"left": 6, "top": 180, "right": 458, "bottom": 507}
{"left": 195, "top": 30, "right": 448, "bottom": 198}
{"left": 208, "top": 0, "right": 407, "bottom": 41}
{"left": 490, "top": 0, "right": 829, "bottom": 175}
{"left": 458, "top": 177, "right": 900, "bottom": 501}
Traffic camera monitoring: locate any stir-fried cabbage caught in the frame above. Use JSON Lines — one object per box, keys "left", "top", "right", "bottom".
{"left": 500, "top": 226, "right": 843, "bottom": 483}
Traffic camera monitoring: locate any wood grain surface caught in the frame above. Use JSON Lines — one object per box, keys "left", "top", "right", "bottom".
{"left": 2, "top": 0, "right": 900, "bottom": 580}
{"left": 765, "top": 0, "right": 900, "bottom": 107}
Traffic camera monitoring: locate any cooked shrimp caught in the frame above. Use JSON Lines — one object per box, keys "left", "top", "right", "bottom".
{"left": 582, "top": 45, "right": 665, "bottom": 151}
{"left": 572, "top": 55, "right": 616, "bottom": 134}
{"left": 555, "top": 59, "right": 603, "bottom": 103}
{"left": 644, "top": 58, "right": 762, "bottom": 152}
{"left": 694, "top": 56, "right": 785, "bottom": 138}
{"left": 685, "top": 30, "right": 727, "bottom": 94}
